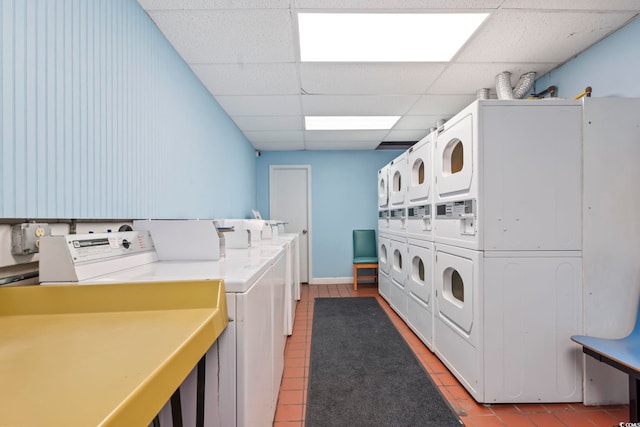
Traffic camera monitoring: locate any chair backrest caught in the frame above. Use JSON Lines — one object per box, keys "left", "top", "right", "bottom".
{"left": 353, "top": 229, "right": 377, "bottom": 259}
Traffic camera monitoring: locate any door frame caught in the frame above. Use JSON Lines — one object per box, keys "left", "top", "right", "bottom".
{"left": 269, "top": 165, "right": 312, "bottom": 283}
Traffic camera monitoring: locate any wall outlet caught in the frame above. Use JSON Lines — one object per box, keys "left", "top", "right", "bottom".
{"left": 11, "top": 223, "right": 51, "bottom": 255}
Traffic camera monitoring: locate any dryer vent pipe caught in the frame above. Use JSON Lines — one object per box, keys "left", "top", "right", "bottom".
{"left": 495, "top": 71, "right": 536, "bottom": 100}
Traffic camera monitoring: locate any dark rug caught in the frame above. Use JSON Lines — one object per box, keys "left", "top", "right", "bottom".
{"left": 305, "top": 297, "right": 462, "bottom": 427}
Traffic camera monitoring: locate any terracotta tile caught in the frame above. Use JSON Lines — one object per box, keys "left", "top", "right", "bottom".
{"left": 496, "top": 413, "right": 536, "bottom": 426}
{"left": 583, "top": 409, "right": 624, "bottom": 426}
{"left": 526, "top": 412, "right": 566, "bottom": 427}
{"left": 277, "top": 389, "right": 304, "bottom": 405}
{"left": 468, "top": 414, "right": 507, "bottom": 426}
{"left": 274, "top": 404, "right": 303, "bottom": 422}
{"left": 285, "top": 349, "right": 306, "bottom": 359}
{"left": 553, "top": 410, "right": 598, "bottom": 426}
{"left": 280, "top": 377, "right": 304, "bottom": 390}
{"left": 605, "top": 405, "right": 630, "bottom": 422}
{"left": 516, "top": 404, "right": 549, "bottom": 414}
{"left": 284, "top": 357, "right": 306, "bottom": 368}
{"left": 273, "top": 421, "right": 302, "bottom": 427}
{"left": 433, "top": 370, "right": 461, "bottom": 386}
{"left": 457, "top": 399, "right": 495, "bottom": 416}
{"left": 283, "top": 366, "right": 305, "bottom": 378}
{"left": 489, "top": 404, "right": 522, "bottom": 415}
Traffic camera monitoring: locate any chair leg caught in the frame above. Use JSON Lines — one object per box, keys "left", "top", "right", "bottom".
{"left": 353, "top": 265, "right": 358, "bottom": 291}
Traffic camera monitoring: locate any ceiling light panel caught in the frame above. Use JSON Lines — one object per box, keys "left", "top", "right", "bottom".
{"left": 298, "top": 12, "right": 489, "bottom": 62}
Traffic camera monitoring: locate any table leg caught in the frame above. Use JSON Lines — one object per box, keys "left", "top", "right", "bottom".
{"left": 630, "top": 376, "right": 640, "bottom": 422}
{"left": 196, "top": 355, "right": 206, "bottom": 427}
{"left": 171, "top": 388, "right": 183, "bottom": 427}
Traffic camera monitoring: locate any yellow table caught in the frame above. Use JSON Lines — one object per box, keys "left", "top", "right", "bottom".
{"left": 0, "top": 280, "right": 228, "bottom": 427}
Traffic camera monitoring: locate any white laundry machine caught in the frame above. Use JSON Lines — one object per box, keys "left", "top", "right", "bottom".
{"left": 389, "top": 151, "right": 408, "bottom": 209}
{"left": 377, "top": 231, "right": 391, "bottom": 302}
{"left": 434, "top": 243, "right": 583, "bottom": 403}
{"left": 406, "top": 131, "right": 433, "bottom": 206}
{"left": 39, "top": 227, "right": 287, "bottom": 427}
{"left": 406, "top": 238, "right": 434, "bottom": 351}
{"left": 388, "top": 233, "right": 408, "bottom": 321}
{"left": 378, "top": 209, "right": 390, "bottom": 232}
{"left": 433, "top": 99, "right": 582, "bottom": 251}
{"left": 378, "top": 164, "right": 390, "bottom": 210}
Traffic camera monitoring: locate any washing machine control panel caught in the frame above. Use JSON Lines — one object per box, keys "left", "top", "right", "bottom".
{"left": 408, "top": 204, "right": 431, "bottom": 219}
{"left": 378, "top": 210, "right": 389, "bottom": 220}
{"left": 390, "top": 208, "right": 406, "bottom": 219}
{"left": 64, "top": 231, "right": 155, "bottom": 264}
{"left": 436, "top": 199, "right": 476, "bottom": 219}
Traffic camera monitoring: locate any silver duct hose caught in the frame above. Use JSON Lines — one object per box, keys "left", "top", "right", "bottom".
{"left": 495, "top": 71, "right": 536, "bottom": 100}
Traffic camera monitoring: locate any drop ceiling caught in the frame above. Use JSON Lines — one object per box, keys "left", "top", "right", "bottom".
{"left": 137, "top": 0, "right": 639, "bottom": 151}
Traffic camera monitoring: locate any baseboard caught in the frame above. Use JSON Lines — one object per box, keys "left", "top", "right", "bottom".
{"left": 308, "top": 277, "right": 377, "bottom": 285}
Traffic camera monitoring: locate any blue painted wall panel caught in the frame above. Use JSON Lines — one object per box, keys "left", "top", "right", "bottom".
{"left": 256, "top": 150, "right": 402, "bottom": 279}
{"left": 535, "top": 17, "right": 640, "bottom": 98}
{"left": 0, "top": 0, "right": 256, "bottom": 218}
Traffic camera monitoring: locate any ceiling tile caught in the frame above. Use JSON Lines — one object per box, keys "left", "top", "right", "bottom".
{"left": 254, "top": 141, "right": 306, "bottom": 151}
{"left": 294, "top": 0, "right": 502, "bottom": 9}
{"left": 384, "top": 129, "right": 430, "bottom": 142}
{"left": 429, "top": 63, "right": 556, "bottom": 94}
{"left": 500, "top": 0, "right": 640, "bottom": 11}
{"left": 301, "top": 95, "right": 420, "bottom": 115}
{"left": 304, "top": 129, "right": 389, "bottom": 142}
{"left": 393, "top": 115, "right": 443, "bottom": 130}
{"left": 138, "top": 0, "right": 292, "bottom": 9}
{"left": 215, "top": 96, "right": 302, "bottom": 116}
{"left": 243, "top": 130, "right": 304, "bottom": 142}
{"left": 147, "top": 9, "right": 295, "bottom": 63}
{"left": 299, "top": 63, "right": 447, "bottom": 95}
{"left": 457, "top": 10, "right": 635, "bottom": 63}
{"left": 304, "top": 140, "right": 382, "bottom": 150}
{"left": 192, "top": 64, "right": 299, "bottom": 95}
{"left": 232, "top": 116, "right": 303, "bottom": 131}
{"left": 406, "top": 94, "right": 475, "bottom": 116}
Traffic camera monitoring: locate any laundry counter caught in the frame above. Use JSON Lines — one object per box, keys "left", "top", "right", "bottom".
{"left": 0, "top": 280, "right": 228, "bottom": 427}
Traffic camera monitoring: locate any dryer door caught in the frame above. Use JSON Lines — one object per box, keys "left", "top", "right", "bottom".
{"left": 435, "top": 113, "right": 474, "bottom": 198}
{"left": 390, "top": 238, "right": 407, "bottom": 286}
{"left": 378, "top": 234, "right": 391, "bottom": 275}
{"left": 378, "top": 165, "right": 389, "bottom": 209}
{"left": 407, "top": 136, "right": 432, "bottom": 205}
{"left": 389, "top": 154, "right": 407, "bottom": 207}
{"left": 407, "top": 241, "right": 433, "bottom": 308}
{"left": 435, "top": 248, "right": 475, "bottom": 335}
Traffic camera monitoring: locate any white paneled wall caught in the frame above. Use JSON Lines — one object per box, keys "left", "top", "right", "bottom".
{"left": 0, "top": 0, "right": 256, "bottom": 219}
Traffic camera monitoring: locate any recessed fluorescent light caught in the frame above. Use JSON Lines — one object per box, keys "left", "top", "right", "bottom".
{"left": 298, "top": 12, "right": 488, "bottom": 62}
{"left": 305, "top": 116, "right": 400, "bottom": 131}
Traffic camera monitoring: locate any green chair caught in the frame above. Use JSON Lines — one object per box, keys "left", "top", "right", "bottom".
{"left": 353, "top": 229, "right": 378, "bottom": 291}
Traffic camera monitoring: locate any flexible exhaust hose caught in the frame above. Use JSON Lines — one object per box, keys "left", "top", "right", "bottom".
{"left": 495, "top": 71, "right": 536, "bottom": 100}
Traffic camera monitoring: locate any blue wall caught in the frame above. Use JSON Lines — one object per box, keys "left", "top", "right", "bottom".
{"left": 0, "top": 0, "right": 256, "bottom": 219}
{"left": 535, "top": 16, "right": 640, "bottom": 98}
{"left": 256, "top": 150, "right": 401, "bottom": 279}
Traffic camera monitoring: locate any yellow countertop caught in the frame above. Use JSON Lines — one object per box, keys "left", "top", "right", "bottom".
{"left": 0, "top": 280, "right": 228, "bottom": 427}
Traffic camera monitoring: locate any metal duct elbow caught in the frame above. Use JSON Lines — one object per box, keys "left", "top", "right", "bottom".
{"left": 495, "top": 71, "right": 536, "bottom": 100}
{"left": 495, "top": 71, "right": 514, "bottom": 100}
{"left": 512, "top": 72, "right": 536, "bottom": 99}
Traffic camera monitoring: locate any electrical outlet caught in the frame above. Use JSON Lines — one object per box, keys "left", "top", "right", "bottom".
{"left": 11, "top": 223, "right": 51, "bottom": 255}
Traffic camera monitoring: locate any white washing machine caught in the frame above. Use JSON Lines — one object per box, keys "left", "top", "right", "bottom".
{"left": 433, "top": 99, "right": 582, "bottom": 251}
{"left": 434, "top": 243, "right": 583, "bottom": 403}
{"left": 406, "top": 238, "right": 434, "bottom": 351}
{"left": 389, "top": 151, "right": 408, "bottom": 208}
{"left": 388, "top": 233, "right": 408, "bottom": 321}
{"left": 378, "top": 164, "right": 390, "bottom": 210}
{"left": 377, "top": 231, "right": 391, "bottom": 302}
{"left": 39, "top": 228, "right": 287, "bottom": 427}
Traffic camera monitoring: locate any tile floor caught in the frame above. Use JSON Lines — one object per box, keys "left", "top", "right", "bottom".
{"left": 273, "top": 283, "right": 630, "bottom": 427}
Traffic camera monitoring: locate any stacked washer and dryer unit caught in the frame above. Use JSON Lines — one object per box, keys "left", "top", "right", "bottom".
{"left": 379, "top": 99, "right": 587, "bottom": 404}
